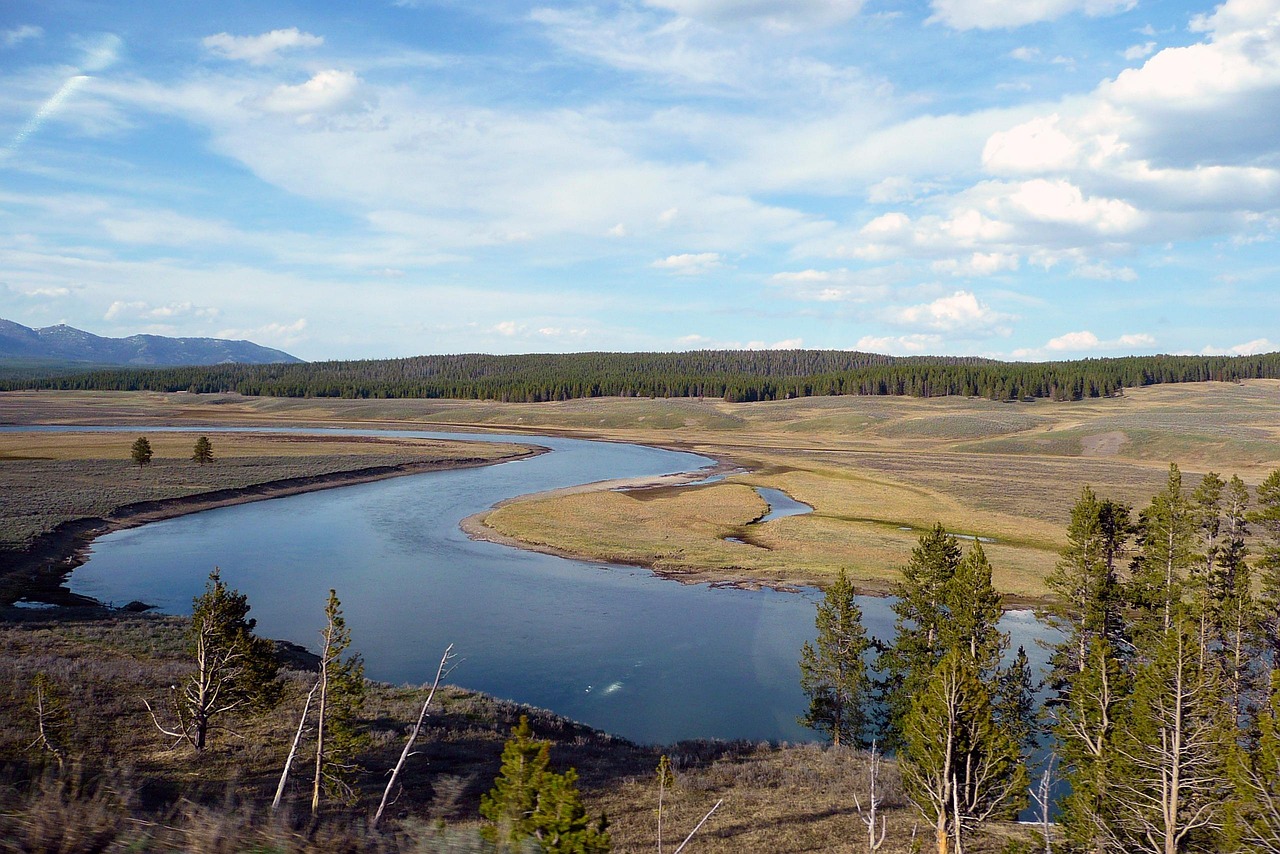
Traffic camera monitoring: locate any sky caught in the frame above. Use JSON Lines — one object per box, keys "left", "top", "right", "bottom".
{"left": 0, "top": 0, "right": 1278, "bottom": 361}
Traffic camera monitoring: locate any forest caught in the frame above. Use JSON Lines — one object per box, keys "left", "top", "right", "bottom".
{"left": 6, "top": 349, "right": 1280, "bottom": 403}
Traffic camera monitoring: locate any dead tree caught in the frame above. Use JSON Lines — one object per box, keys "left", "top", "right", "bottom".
{"left": 854, "top": 741, "right": 888, "bottom": 853}
{"left": 372, "top": 644, "right": 453, "bottom": 828}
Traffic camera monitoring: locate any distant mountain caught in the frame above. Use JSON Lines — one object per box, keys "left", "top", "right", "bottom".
{"left": 0, "top": 319, "right": 303, "bottom": 366}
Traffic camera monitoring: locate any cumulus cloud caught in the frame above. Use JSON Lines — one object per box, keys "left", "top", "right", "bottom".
{"left": 887, "top": 290, "right": 1014, "bottom": 335}
{"left": 1013, "top": 329, "right": 1156, "bottom": 358}
{"left": 928, "top": 0, "right": 1135, "bottom": 31}
{"left": 768, "top": 266, "right": 910, "bottom": 302}
{"left": 254, "top": 70, "right": 367, "bottom": 117}
{"left": 203, "top": 28, "right": 323, "bottom": 65}
{"left": 2, "top": 25, "right": 42, "bottom": 48}
{"left": 652, "top": 252, "right": 723, "bottom": 274}
{"left": 1202, "top": 338, "right": 1278, "bottom": 356}
{"left": 1123, "top": 41, "right": 1157, "bottom": 60}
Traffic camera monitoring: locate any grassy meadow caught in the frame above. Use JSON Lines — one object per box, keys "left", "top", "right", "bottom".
{"left": 4, "top": 382, "right": 1280, "bottom": 599}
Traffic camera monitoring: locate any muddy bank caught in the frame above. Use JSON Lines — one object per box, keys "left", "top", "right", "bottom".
{"left": 1, "top": 448, "right": 545, "bottom": 608}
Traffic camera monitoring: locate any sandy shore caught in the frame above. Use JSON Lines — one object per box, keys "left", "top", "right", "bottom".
{"left": 2, "top": 448, "right": 546, "bottom": 607}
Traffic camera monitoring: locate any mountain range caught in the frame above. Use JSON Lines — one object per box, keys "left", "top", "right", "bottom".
{"left": 0, "top": 319, "right": 302, "bottom": 367}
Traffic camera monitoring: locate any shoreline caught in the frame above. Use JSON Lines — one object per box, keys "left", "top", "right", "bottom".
{"left": 1, "top": 447, "right": 547, "bottom": 607}
{"left": 460, "top": 458, "right": 1051, "bottom": 609}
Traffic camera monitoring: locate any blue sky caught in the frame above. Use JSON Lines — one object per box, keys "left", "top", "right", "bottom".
{"left": 0, "top": 0, "right": 1277, "bottom": 361}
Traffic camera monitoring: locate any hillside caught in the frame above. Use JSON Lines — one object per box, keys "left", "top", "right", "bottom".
{"left": 6, "top": 346, "right": 1280, "bottom": 403}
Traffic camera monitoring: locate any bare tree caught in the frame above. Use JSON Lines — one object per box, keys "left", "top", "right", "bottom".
{"left": 1031, "top": 756, "right": 1056, "bottom": 854}
{"left": 854, "top": 741, "right": 888, "bottom": 853}
{"left": 27, "top": 672, "right": 70, "bottom": 767}
{"left": 271, "top": 678, "right": 320, "bottom": 812}
{"left": 373, "top": 644, "right": 453, "bottom": 828}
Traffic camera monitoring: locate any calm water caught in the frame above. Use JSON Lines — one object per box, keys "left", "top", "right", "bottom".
{"left": 51, "top": 426, "right": 1056, "bottom": 745}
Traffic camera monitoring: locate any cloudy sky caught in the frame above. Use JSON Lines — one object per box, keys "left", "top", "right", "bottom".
{"left": 1, "top": 0, "right": 1277, "bottom": 360}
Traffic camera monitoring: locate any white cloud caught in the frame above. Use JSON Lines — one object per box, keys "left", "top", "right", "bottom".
{"left": 1202, "top": 338, "right": 1278, "bottom": 356}
{"left": 643, "top": 0, "right": 866, "bottom": 29}
{"left": 202, "top": 28, "right": 323, "bottom": 65}
{"left": 888, "top": 290, "right": 1013, "bottom": 335}
{"left": 254, "top": 70, "right": 367, "bottom": 117}
{"left": 494, "top": 321, "right": 524, "bottom": 336}
{"left": 217, "top": 318, "right": 308, "bottom": 346}
{"left": 1123, "top": 41, "right": 1157, "bottom": 60}
{"left": 928, "top": 0, "right": 1135, "bottom": 31}
{"left": 931, "top": 252, "right": 1019, "bottom": 276}
{"left": 856, "top": 333, "right": 943, "bottom": 354}
{"left": 983, "top": 115, "right": 1080, "bottom": 174}
{"left": 1001, "top": 179, "right": 1141, "bottom": 232}
{"left": 1014, "top": 329, "right": 1156, "bottom": 358}
{"left": 652, "top": 252, "right": 723, "bottom": 274}
{"left": 2, "top": 25, "right": 42, "bottom": 48}
{"left": 105, "top": 300, "right": 219, "bottom": 322}
{"left": 1010, "top": 46, "right": 1040, "bottom": 61}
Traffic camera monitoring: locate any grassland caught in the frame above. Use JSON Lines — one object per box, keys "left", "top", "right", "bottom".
{"left": 0, "top": 426, "right": 537, "bottom": 606}
{"left": 5, "top": 382, "right": 1280, "bottom": 601}
{"left": 0, "top": 611, "right": 1035, "bottom": 853}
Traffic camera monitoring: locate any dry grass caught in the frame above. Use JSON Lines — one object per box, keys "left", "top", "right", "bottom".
{"left": 0, "top": 612, "right": 1032, "bottom": 853}
{"left": 0, "top": 431, "right": 531, "bottom": 552}
{"left": 5, "top": 382, "right": 1280, "bottom": 599}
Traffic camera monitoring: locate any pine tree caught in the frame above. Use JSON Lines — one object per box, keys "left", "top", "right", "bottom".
{"left": 191, "top": 435, "right": 214, "bottom": 466}
{"left": 481, "top": 716, "right": 610, "bottom": 852}
{"left": 146, "top": 569, "right": 279, "bottom": 751}
{"left": 798, "top": 568, "right": 873, "bottom": 747}
{"left": 1106, "top": 612, "right": 1237, "bottom": 854}
{"left": 878, "top": 524, "right": 963, "bottom": 745}
{"left": 1130, "top": 464, "right": 1195, "bottom": 639}
{"left": 311, "top": 589, "right": 366, "bottom": 812}
{"left": 130, "top": 435, "right": 153, "bottom": 469}
{"left": 1240, "top": 670, "right": 1280, "bottom": 852}
{"left": 900, "top": 648, "right": 1027, "bottom": 854}
{"left": 1252, "top": 468, "right": 1280, "bottom": 662}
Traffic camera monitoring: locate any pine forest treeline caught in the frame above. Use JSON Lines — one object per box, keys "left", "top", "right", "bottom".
{"left": 7, "top": 349, "right": 1280, "bottom": 403}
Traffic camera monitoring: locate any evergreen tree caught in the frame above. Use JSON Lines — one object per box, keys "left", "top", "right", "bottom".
{"left": 878, "top": 524, "right": 963, "bottom": 745}
{"left": 130, "top": 435, "right": 153, "bottom": 469}
{"left": 311, "top": 589, "right": 366, "bottom": 812}
{"left": 1252, "top": 468, "right": 1280, "bottom": 662}
{"left": 191, "top": 435, "right": 214, "bottom": 466}
{"left": 1129, "top": 464, "right": 1195, "bottom": 639}
{"left": 1045, "top": 486, "right": 1131, "bottom": 687}
{"left": 900, "top": 649, "right": 1027, "bottom": 854}
{"left": 1240, "top": 670, "right": 1280, "bottom": 853}
{"left": 481, "top": 716, "right": 610, "bottom": 852}
{"left": 798, "top": 569, "right": 873, "bottom": 747}
{"left": 1106, "top": 611, "right": 1237, "bottom": 854}
{"left": 147, "top": 569, "right": 279, "bottom": 751}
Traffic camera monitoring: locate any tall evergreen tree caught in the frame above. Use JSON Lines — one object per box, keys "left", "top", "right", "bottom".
{"left": 311, "top": 589, "right": 366, "bottom": 812}
{"left": 1130, "top": 464, "right": 1195, "bottom": 639}
{"left": 1105, "top": 612, "right": 1237, "bottom": 854}
{"left": 1251, "top": 468, "right": 1280, "bottom": 663}
{"left": 878, "top": 524, "right": 963, "bottom": 745}
{"left": 798, "top": 569, "right": 873, "bottom": 747}
{"left": 900, "top": 648, "right": 1027, "bottom": 854}
{"left": 1240, "top": 670, "right": 1280, "bottom": 853}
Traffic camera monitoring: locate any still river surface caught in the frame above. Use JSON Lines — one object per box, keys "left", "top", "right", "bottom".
{"left": 57, "top": 426, "right": 1056, "bottom": 745}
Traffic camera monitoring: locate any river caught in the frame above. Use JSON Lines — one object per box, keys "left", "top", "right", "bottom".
{"left": 41, "top": 426, "right": 1056, "bottom": 746}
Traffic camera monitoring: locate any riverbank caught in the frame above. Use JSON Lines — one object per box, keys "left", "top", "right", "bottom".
{"left": 0, "top": 432, "right": 544, "bottom": 606}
